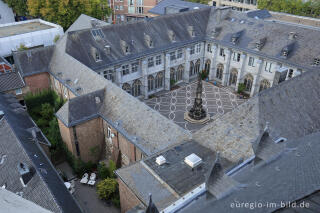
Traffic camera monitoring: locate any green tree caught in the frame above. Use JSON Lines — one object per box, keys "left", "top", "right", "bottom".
{"left": 27, "top": 0, "right": 111, "bottom": 30}
{"left": 186, "top": 0, "right": 210, "bottom": 5}
{"left": 96, "top": 178, "right": 118, "bottom": 200}
{"left": 257, "top": 0, "right": 320, "bottom": 18}
{"left": 3, "top": 0, "right": 28, "bottom": 16}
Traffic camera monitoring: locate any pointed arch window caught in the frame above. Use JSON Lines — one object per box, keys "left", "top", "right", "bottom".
{"left": 229, "top": 69, "right": 238, "bottom": 86}
{"left": 216, "top": 64, "right": 224, "bottom": 80}
{"left": 244, "top": 74, "right": 253, "bottom": 92}
{"left": 148, "top": 75, "right": 154, "bottom": 92}
{"left": 132, "top": 80, "right": 142, "bottom": 97}
{"left": 122, "top": 83, "right": 131, "bottom": 94}
{"left": 259, "top": 79, "right": 270, "bottom": 92}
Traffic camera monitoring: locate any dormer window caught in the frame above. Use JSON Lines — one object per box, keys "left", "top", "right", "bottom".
{"left": 187, "top": 26, "right": 195, "bottom": 37}
{"left": 120, "top": 40, "right": 130, "bottom": 54}
{"left": 280, "top": 42, "right": 295, "bottom": 59}
{"left": 95, "top": 52, "right": 101, "bottom": 62}
{"left": 168, "top": 30, "right": 176, "bottom": 42}
{"left": 289, "top": 32, "right": 297, "bottom": 40}
{"left": 211, "top": 27, "right": 222, "bottom": 38}
{"left": 144, "top": 34, "right": 153, "bottom": 48}
{"left": 314, "top": 58, "right": 320, "bottom": 66}
{"left": 231, "top": 30, "right": 243, "bottom": 45}
{"left": 255, "top": 37, "right": 267, "bottom": 51}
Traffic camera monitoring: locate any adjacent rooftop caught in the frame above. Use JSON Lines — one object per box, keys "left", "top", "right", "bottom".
{"left": 0, "top": 20, "right": 53, "bottom": 38}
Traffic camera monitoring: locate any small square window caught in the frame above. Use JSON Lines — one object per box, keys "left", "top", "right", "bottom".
{"left": 148, "top": 57, "right": 154, "bottom": 67}
{"left": 156, "top": 55, "right": 161, "bottom": 65}
{"left": 15, "top": 88, "right": 22, "bottom": 95}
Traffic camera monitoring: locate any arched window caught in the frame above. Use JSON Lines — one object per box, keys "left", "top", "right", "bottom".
{"left": 216, "top": 64, "right": 224, "bottom": 80}
{"left": 177, "top": 65, "right": 184, "bottom": 81}
{"left": 132, "top": 80, "right": 141, "bottom": 97}
{"left": 244, "top": 74, "right": 253, "bottom": 92}
{"left": 170, "top": 68, "right": 175, "bottom": 82}
{"left": 122, "top": 83, "right": 131, "bottom": 94}
{"left": 194, "top": 59, "right": 200, "bottom": 75}
{"left": 148, "top": 75, "right": 154, "bottom": 92}
{"left": 259, "top": 79, "right": 270, "bottom": 92}
{"left": 155, "top": 72, "right": 163, "bottom": 89}
{"left": 204, "top": 59, "right": 211, "bottom": 75}
{"left": 189, "top": 62, "right": 194, "bottom": 77}
{"left": 229, "top": 68, "right": 238, "bottom": 86}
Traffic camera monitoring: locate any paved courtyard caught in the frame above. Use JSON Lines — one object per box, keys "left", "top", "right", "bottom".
{"left": 145, "top": 81, "right": 246, "bottom": 132}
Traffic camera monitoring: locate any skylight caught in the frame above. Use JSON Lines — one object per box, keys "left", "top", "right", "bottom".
{"left": 91, "top": 29, "right": 105, "bottom": 40}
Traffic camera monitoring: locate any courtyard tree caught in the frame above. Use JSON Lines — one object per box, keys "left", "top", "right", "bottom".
{"left": 27, "top": 0, "right": 112, "bottom": 30}
{"left": 257, "top": 0, "right": 320, "bottom": 18}
{"left": 3, "top": 0, "right": 28, "bottom": 16}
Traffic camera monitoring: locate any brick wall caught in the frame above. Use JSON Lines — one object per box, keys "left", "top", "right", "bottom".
{"left": 75, "top": 118, "right": 104, "bottom": 163}
{"left": 24, "top": 73, "right": 50, "bottom": 93}
{"left": 58, "top": 119, "right": 75, "bottom": 155}
{"left": 118, "top": 178, "right": 143, "bottom": 213}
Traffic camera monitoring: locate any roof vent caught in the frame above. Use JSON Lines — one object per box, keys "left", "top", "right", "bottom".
{"left": 289, "top": 32, "right": 297, "bottom": 40}
{"left": 313, "top": 57, "right": 320, "bottom": 66}
{"left": 95, "top": 96, "right": 101, "bottom": 104}
{"left": 76, "top": 87, "right": 82, "bottom": 92}
{"left": 74, "top": 78, "right": 79, "bottom": 84}
{"left": 211, "top": 27, "right": 222, "bottom": 38}
{"left": 187, "top": 26, "right": 195, "bottom": 37}
{"left": 0, "top": 155, "right": 7, "bottom": 165}
{"left": 193, "top": 7, "right": 199, "bottom": 9}
{"left": 156, "top": 155, "right": 166, "bottom": 166}
{"left": 17, "top": 162, "right": 34, "bottom": 186}
{"left": 65, "top": 78, "right": 71, "bottom": 84}
{"left": 184, "top": 153, "right": 202, "bottom": 168}
{"left": 274, "top": 137, "right": 287, "bottom": 144}
{"left": 0, "top": 110, "right": 4, "bottom": 119}
{"left": 104, "top": 45, "right": 111, "bottom": 54}
{"left": 57, "top": 72, "right": 62, "bottom": 77}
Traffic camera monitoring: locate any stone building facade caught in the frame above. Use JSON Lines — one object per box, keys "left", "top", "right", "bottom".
{"left": 211, "top": 0, "right": 257, "bottom": 11}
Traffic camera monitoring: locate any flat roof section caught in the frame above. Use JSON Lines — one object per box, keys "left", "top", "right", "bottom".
{"left": 0, "top": 21, "right": 53, "bottom": 38}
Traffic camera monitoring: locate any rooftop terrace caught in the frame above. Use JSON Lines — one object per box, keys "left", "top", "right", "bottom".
{"left": 0, "top": 21, "right": 53, "bottom": 38}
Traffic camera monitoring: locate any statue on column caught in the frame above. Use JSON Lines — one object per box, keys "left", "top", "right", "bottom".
{"left": 184, "top": 72, "right": 210, "bottom": 124}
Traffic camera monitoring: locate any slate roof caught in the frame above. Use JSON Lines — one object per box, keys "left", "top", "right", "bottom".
{"left": 0, "top": 71, "right": 25, "bottom": 92}
{"left": 0, "top": 93, "right": 83, "bottom": 213}
{"left": 64, "top": 7, "right": 320, "bottom": 72}
{"left": 194, "top": 69, "right": 320, "bottom": 162}
{"left": 65, "top": 8, "right": 211, "bottom": 71}
{"left": 179, "top": 132, "right": 320, "bottom": 213}
{"left": 246, "top": 9, "right": 272, "bottom": 19}
{"left": 13, "top": 46, "right": 54, "bottom": 77}
{"left": 116, "top": 141, "right": 233, "bottom": 210}
{"left": 53, "top": 33, "right": 191, "bottom": 155}
{"left": 66, "top": 14, "right": 110, "bottom": 33}
{"left": 148, "top": 0, "right": 209, "bottom": 15}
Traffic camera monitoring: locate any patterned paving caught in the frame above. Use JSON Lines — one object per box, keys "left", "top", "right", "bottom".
{"left": 145, "top": 81, "right": 247, "bottom": 132}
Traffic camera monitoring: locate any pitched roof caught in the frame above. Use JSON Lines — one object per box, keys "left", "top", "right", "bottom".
{"left": 0, "top": 71, "right": 25, "bottom": 92}
{"left": 193, "top": 70, "right": 320, "bottom": 162}
{"left": 0, "top": 93, "right": 83, "bottom": 213}
{"left": 180, "top": 132, "right": 320, "bottom": 213}
{"left": 63, "top": 7, "right": 320, "bottom": 72}
{"left": 65, "top": 8, "right": 211, "bottom": 70}
{"left": 53, "top": 34, "right": 191, "bottom": 155}
{"left": 13, "top": 46, "right": 54, "bottom": 77}
{"left": 66, "top": 14, "right": 110, "bottom": 33}
{"left": 148, "top": 0, "right": 209, "bottom": 15}
{"left": 0, "top": 0, "right": 14, "bottom": 24}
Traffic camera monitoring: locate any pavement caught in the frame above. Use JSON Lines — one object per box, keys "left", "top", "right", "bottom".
{"left": 73, "top": 181, "right": 120, "bottom": 213}
{"left": 56, "top": 161, "right": 120, "bottom": 213}
{"left": 145, "top": 81, "right": 246, "bottom": 132}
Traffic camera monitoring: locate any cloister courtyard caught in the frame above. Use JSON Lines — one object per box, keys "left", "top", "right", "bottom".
{"left": 145, "top": 81, "right": 247, "bottom": 132}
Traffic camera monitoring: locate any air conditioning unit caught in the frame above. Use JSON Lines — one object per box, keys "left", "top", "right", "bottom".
{"left": 156, "top": 155, "right": 166, "bottom": 166}
{"left": 184, "top": 153, "right": 202, "bottom": 168}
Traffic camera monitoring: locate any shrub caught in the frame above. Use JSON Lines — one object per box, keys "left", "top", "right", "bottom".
{"left": 53, "top": 35, "right": 60, "bottom": 43}
{"left": 98, "top": 162, "right": 109, "bottom": 179}
{"left": 237, "top": 83, "right": 246, "bottom": 94}
{"left": 108, "top": 160, "right": 116, "bottom": 178}
{"left": 96, "top": 178, "right": 118, "bottom": 200}
{"left": 201, "top": 70, "right": 208, "bottom": 80}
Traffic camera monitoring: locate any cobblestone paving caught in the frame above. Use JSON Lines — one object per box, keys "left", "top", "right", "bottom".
{"left": 145, "top": 81, "right": 246, "bottom": 132}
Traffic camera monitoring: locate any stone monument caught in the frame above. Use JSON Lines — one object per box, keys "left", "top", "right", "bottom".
{"left": 184, "top": 73, "right": 210, "bottom": 124}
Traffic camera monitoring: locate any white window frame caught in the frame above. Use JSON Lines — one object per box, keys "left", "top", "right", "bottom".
{"left": 248, "top": 57, "right": 255, "bottom": 67}
{"left": 15, "top": 88, "right": 22, "bottom": 95}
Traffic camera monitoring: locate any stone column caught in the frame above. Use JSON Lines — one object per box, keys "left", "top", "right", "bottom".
{"left": 222, "top": 49, "right": 232, "bottom": 86}
{"left": 164, "top": 53, "right": 171, "bottom": 90}
{"left": 209, "top": 45, "right": 218, "bottom": 81}
{"left": 141, "top": 59, "right": 148, "bottom": 99}
{"left": 184, "top": 48, "right": 191, "bottom": 83}
{"left": 250, "top": 59, "right": 264, "bottom": 97}
{"left": 236, "top": 53, "right": 247, "bottom": 90}
{"left": 115, "top": 67, "right": 122, "bottom": 85}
